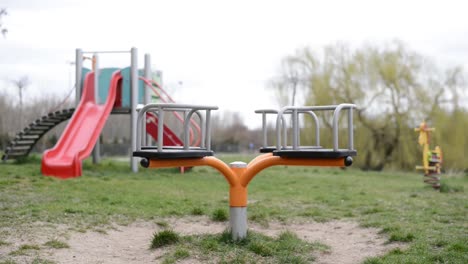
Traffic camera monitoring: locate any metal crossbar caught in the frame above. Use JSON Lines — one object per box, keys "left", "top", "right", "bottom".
{"left": 255, "top": 108, "right": 321, "bottom": 149}
{"left": 256, "top": 104, "right": 355, "bottom": 152}
{"left": 136, "top": 103, "right": 218, "bottom": 152}
{"left": 274, "top": 104, "right": 356, "bottom": 151}
{"left": 82, "top": 50, "right": 130, "bottom": 54}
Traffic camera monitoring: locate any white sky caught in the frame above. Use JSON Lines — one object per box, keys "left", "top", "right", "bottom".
{"left": 1, "top": 0, "right": 467, "bottom": 128}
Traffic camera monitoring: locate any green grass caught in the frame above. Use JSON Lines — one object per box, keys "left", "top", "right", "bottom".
{"left": 190, "top": 207, "right": 204, "bottom": 215}
{"left": 43, "top": 239, "right": 69, "bottom": 249}
{"left": 9, "top": 244, "right": 41, "bottom": 256}
{"left": 151, "top": 230, "right": 180, "bottom": 249}
{"left": 154, "top": 229, "right": 326, "bottom": 263}
{"left": 31, "top": 258, "right": 56, "bottom": 264}
{"left": 161, "top": 246, "right": 191, "bottom": 264}
{"left": 0, "top": 154, "right": 467, "bottom": 263}
{"left": 440, "top": 181, "right": 464, "bottom": 193}
{"left": 0, "top": 240, "right": 11, "bottom": 246}
{"left": 211, "top": 208, "right": 229, "bottom": 222}
{"left": 0, "top": 260, "right": 17, "bottom": 264}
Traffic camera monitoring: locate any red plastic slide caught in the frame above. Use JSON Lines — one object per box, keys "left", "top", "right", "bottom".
{"left": 41, "top": 71, "right": 122, "bottom": 178}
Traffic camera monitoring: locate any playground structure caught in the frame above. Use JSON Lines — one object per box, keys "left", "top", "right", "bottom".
{"left": 415, "top": 121, "right": 443, "bottom": 190}
{"left": 1, "top": 47, "right": 358, "bottom": 240}
{"left": 2, "top": 48, "right": 200, "bottom": 177}
{"left": 133, "top": 103, "right": 357, "bottom": 240}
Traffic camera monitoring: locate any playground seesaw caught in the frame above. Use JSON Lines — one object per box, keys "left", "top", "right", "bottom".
{"left": 133, "top": 103, "right": 357, "bottom": 240}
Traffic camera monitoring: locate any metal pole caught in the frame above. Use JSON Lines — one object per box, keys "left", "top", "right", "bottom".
{"left": 348, "top": 108, "right": 354, "bottom": 150}
{"left": 92, "top": 54, "right": 100, "bottom": 164}
{"left": 157, "top": 108, "right": 164, "bottom": 152}
{"left": 130, "top": 47, "right": 139, "bottom": 172}
{"left": 75, "top": 49, "right": 83, "bottom": 106}
{"left": 262, "top": 113, "right": 267, "bottom": 148}
{"left": 184, "top": 110, "right": 190, "bottom": 149}
{"left": 206, "top": 110, "right": 212, "bottom": 151}
{"left": 93, "top": 54, "right": 100, "bottom": 104}
{"left": 144, "top": 54, "right": 152, "bottom": 146}
{"left": 292, "top": 109, "right": 299, "bottom": 150}
{"left": 229, "top": 161, "right": 247, "bottom": 240}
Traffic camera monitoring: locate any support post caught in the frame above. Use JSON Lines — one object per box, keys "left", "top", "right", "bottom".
{"left": 229, "top": 161, "right": 247, "bottom": 240}
{"left": 75, "top": 49, "right": 83, "bottom": 106}
{"left": 348, "top": 108, "right": 354, "bottom": 150}
{"left": 262, "top": 113, "right": 267, "bottom": 148}
{"left": 92, "top": 54, "right": 100, "bottom": 164}
{"left": 292, "top": 109, "right": 299, "bottom": 149}
{"left": 144, "top": 54, "right": 152, "bottom": 146}
{"left": 93, "top": 54, "right": 99, "bottom": 103}
{"left": 130, "top": 47, "right": 139, "bottom": 172}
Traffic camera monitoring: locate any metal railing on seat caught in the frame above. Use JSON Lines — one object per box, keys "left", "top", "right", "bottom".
{"left": 255, "top": 108, "right": 321, "bottom": 153}
{"left": 255, "top": 104, "right": 357, "bottom": 161}
{"left": 133, "top": 103, "right": 218, "bottom": 161}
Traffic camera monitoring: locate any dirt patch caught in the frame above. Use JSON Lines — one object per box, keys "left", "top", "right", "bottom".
{"left": 251, "top": 220, "right": 401, "bottom": 264}
{"left": 0, "top": 217, "right": 403, "bottom": 263}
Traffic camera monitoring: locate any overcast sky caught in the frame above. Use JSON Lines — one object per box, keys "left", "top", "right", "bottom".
{"left": 1, "top": 0, "right": 467, "bottom": 128}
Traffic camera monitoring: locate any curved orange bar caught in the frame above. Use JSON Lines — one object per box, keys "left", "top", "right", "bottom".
{"left": 146, "top": 155, "right": 347, "bottom": 207}
{"left": 247, "top": 152, "right": 273, "bottom": 167}
{"left": 147, "top": 156, "right": 238, "bottom": 187}
{"left": 241, "top": 156, "right": 346, "bottom": 187}
{"left": 202, "top": 157, "right": 239, "bottom": 187}
{"left": 147, "top": 156, "right": 247, "bottom": 206}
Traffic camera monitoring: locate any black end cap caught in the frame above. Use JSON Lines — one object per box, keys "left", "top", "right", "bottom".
{"left": 344, "top": 156, "right": 353, "bottom": 167}
{"left": 140, "top": 158, "right": 149, "bottom": 168}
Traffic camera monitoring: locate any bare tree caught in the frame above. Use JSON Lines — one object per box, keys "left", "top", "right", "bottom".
{"left": 0, "top": 8, "right": 7, "bottom": 37}
{"left": 11, "top": 76, "right": 30, "bottom": 129}
{"left": 269, "top": 54, "right": 310, "bottom": 107}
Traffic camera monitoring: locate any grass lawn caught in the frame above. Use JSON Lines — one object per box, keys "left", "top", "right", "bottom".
{"left": 0, "top": 154, "right": 466, "bottom": 263}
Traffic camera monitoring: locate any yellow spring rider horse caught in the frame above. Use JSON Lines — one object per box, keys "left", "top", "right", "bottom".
{"left": 415, "top": 121, "right": 442, "bottom": 190}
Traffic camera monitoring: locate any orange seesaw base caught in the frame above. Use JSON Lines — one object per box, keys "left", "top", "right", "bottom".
{"left": 144, "top": 153, "right": 349, "bottom": 207}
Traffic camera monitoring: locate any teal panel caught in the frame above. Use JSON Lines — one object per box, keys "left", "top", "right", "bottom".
{"left": 80, "top": 67, "right": 146, "bottom": 107}
{"left": 80, "top": 67, "right": 120, "bottom": 104}
{"left": 97, "top": 68, "right": 120, "bottom": 104}
{"left": 120, "top": 67, "right": 145, "bottom": 107}
{"left": 80, "top": 68, "right": 91, "bottom": 93}
{"left": 119, "top": 67, "right": 131, "bottom": 107}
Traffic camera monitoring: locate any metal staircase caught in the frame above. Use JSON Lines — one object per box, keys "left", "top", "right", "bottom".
{"left": 1, "top": 108, "right": 75, "bottom": 161}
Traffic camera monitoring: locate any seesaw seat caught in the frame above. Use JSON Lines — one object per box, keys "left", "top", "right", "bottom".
{"left": 273, "top": 148, "right": 356, "bottom": 159}
{"left": 256, "top": 104, "right": 356, "bottom": 163}
{"left": 259, "top": 145, "right": 322, "bottom": 153}
{"left": 133, "top": 147, "right": 214, "bottom": 159}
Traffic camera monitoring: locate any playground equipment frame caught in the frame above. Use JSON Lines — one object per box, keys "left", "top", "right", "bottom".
{"left": 134, "top": 103, "right": 357, "bottom": 240}
{"left": 74, "top": 47, "right": 149, "bottom": 172}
